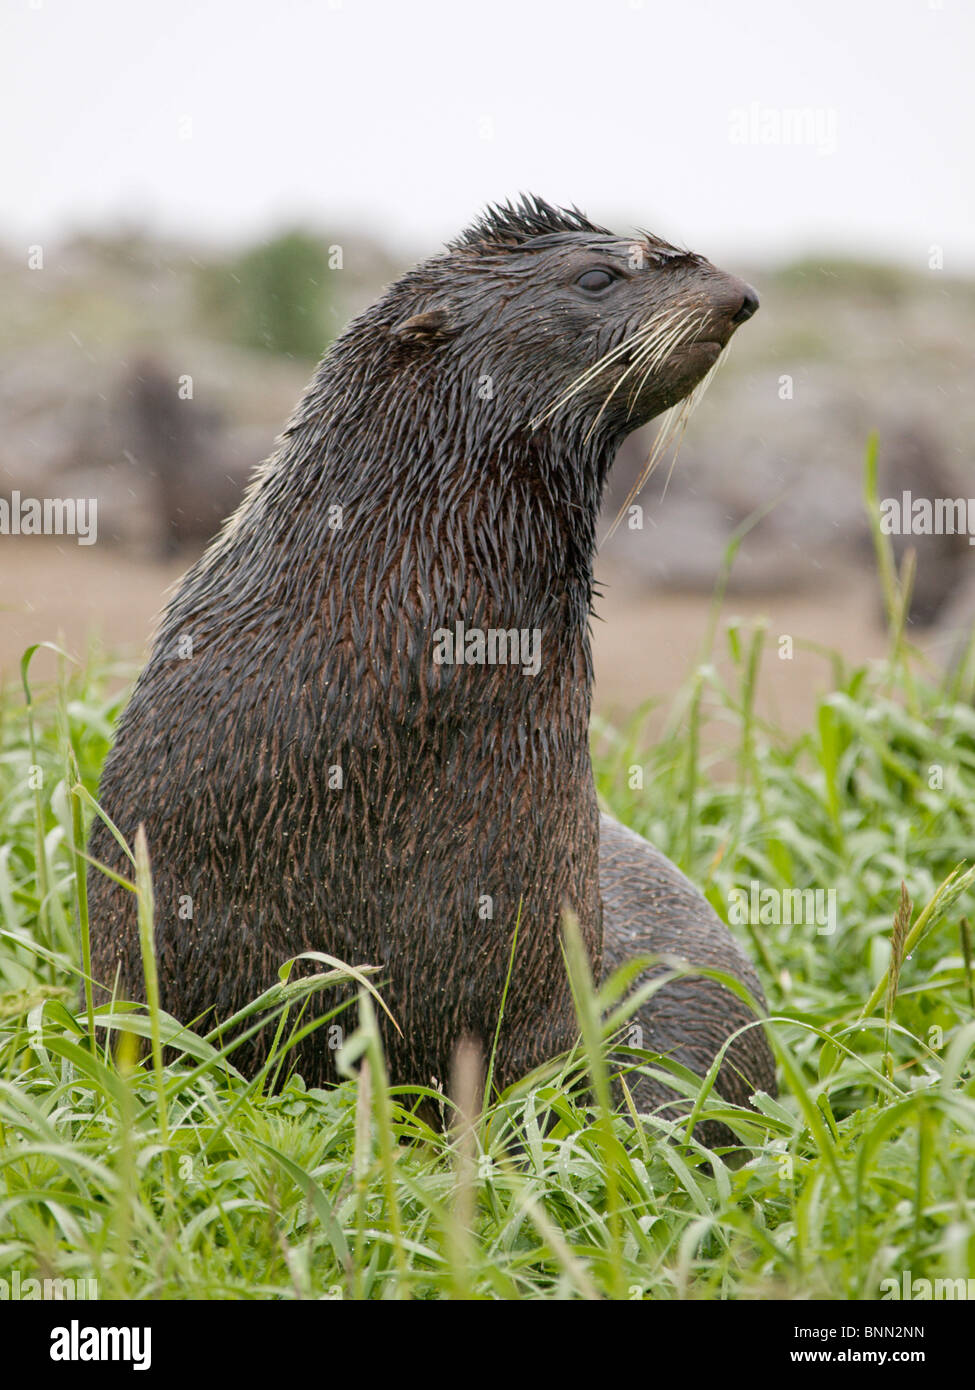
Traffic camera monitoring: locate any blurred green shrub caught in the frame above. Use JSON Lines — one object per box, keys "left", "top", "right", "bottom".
{"left": 198, "top": 229, "right": 332, "bottom": 359}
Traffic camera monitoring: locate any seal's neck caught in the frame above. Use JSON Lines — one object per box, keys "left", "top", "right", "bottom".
{"left": 266, "top": 352, "right": 616, "bottom": 642}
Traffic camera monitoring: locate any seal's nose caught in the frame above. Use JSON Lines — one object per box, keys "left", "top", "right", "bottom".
{"left": 731, "top": 285, "right": 760, "bottom": 324}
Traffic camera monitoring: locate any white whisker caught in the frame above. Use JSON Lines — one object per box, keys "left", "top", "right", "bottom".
{"left": 601, "top": 340, "right": 729, "bottom": 545}
{"left": 530, "top": 307, "right": 685, "bottom": 429}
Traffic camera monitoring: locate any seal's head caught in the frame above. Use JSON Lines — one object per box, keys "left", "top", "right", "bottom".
{"left": 381, "top": 195, "right": 758, "bottom": 452}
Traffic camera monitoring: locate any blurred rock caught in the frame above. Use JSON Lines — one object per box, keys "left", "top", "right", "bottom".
{"left": 876, "top": 421, "right": 972, "bottom": 627}
{"left": 1, "top": 235, "right": 973, "bottom": 607}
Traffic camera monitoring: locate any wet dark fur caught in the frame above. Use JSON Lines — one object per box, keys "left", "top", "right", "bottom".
{"left": 89, "top": 196, "right": 775, "bottom": 1131}
{"left": 600, "top": 817, "right": 773, "bottom": 1145}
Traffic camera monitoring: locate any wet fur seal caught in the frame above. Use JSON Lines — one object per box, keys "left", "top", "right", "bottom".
{"left": 89, "top": 196, "right": 774, "bottom": 1141}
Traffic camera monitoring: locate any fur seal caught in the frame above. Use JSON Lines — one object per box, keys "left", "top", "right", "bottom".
{"left": 89, "top": 197, "right": 774, "bottom": 1137}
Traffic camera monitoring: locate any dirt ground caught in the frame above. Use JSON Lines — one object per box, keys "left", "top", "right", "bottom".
{"left": 1, "top": 538, "right": 892, "bottom": 735}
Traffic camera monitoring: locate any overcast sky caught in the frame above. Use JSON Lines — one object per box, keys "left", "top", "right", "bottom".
{"left": 3, "top": 0, "right": 972, "bottom": 268}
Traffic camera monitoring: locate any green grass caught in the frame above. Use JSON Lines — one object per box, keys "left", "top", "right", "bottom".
{"left": 2, "top": 452, "right": 975, "bottom": 1300}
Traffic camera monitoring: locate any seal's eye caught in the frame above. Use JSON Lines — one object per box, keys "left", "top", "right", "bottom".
{"left": 576, "top": 268, "right": 617, "bottom": 294}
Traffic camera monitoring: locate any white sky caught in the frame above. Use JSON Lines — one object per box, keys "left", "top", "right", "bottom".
{"left": 2, "top": 0, "right": 973, "bottom": 267}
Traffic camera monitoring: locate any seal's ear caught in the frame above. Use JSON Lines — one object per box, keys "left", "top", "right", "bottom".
{"left": 390, "top": 307, "right": 457, "bottom": 345}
